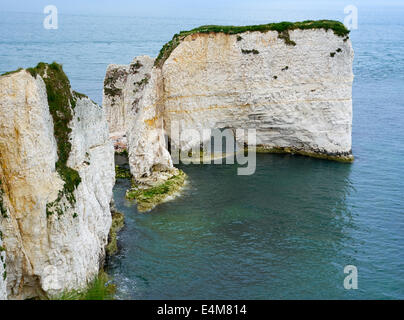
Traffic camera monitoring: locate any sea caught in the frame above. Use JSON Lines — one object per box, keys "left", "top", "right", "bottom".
{"left": 0, "top": 1, "right": 403, "bottom": 299}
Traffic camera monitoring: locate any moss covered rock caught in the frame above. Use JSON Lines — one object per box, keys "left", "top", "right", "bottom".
{"left": 106, "top": 211, "right": 125, "bottom": 256}
{"left": 126, "top": 169, "right": 187, "bottom": 212}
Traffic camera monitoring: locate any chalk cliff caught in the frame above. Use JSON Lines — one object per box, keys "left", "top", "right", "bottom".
{"left": 104, "top": 57, "right": 175, "bottom": 186}
{"left": 0, "top": 63, "right": 115, "bottom": 299}
{"left": 103, "top": 21, "right": 354, "bottom": 185}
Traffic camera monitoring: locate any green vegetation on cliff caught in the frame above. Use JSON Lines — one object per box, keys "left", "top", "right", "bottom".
{"left": 54, "top": 271, "right": 115, "bottom": 300}
{"left": 155, "top": 20, "right": 349, "bottom": 67}
{"left": 103, "top": 67, "right": 128, "bottom": 97}
{"left": 115, "top": 149, "right": 128, "bottom": 157}
{"left": 2, "top": 64, "right": 85, "bottom": 210}
{"left": 0, "top": 68, "right": 23, "bottom": 76}
{"left": 126, "top": 170, "right": 187, "bottom": 212}
{"left": 106, "top": 211, "right": 125, "bottom": 256}
{"left": 27, "top": 62, "right": 82, "bottom": 213}
{"left": 115, "top": 165, "right": 132, "bottom": 179}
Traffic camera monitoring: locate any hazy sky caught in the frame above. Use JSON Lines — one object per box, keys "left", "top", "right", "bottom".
{"left": 1, "top": 0, "right": 402, "bottom": 17}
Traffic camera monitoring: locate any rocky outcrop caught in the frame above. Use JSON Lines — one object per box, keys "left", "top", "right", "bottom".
{"left": 104, "top": 56, "right": 174, "bottom": 181}
{"left": 103, "top": 21, "right": 354, "bottom": 187}
{"left": 0, "top": 63, "right": 115, "bottom": 299}
{"left": 104, "top": 57, "right": 183, "bottom": 212}
{"left": 103, "top": 63, "right": 130, "bottom": 134}
{"left": 161, "top": 27, "right": 354, "bottom": 161}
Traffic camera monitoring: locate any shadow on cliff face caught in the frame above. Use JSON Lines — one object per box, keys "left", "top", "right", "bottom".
{"left": 108, "top": 153, "right": 356, "bottom": 299}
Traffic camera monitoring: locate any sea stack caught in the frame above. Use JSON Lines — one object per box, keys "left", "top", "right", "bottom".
{"left": 103, "top": 20, "right": 354, "bottom": 203}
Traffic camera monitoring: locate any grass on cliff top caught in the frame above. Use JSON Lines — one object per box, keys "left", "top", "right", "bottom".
{"left": 27, "top": 62, "right": 82, "bottom": 208}
{"left": 0, "top": 68, "right": 23, "bottom": 77}
{"left": 126, "top": 170, "right": 186, "bottom": 212}
{"left": 155, "top": 20, "right": 349, "bottom": 67}
{"left": 1, "top": 63, "right": 90, "bottom": 212}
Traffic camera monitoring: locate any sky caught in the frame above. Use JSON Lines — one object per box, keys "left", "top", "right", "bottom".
{"left": 1, "top": 0, "right": 403, "bottom": 17}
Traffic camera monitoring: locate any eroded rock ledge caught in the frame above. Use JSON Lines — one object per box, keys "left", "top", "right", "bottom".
{"left": 0, "top": 63, "right": 115, "bottom": 299}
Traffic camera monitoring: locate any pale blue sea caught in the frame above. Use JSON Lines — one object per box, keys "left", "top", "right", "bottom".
{"left": 1, "top": 2, "right": 403, "bottom": 299}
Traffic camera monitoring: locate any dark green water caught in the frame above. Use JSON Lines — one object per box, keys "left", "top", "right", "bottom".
{"left": 109, "top": 150, "right": 403, "bottom": 299}
{"left": 3, "top": 3, "right": 399, "bottom": 300}
{"left": 105, "top": 5, "right": 404, "bottom": 299}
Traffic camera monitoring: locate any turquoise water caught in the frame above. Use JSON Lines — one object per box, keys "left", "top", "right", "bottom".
{"left": 1, "top": 3, "right": 403, "bottom": 299}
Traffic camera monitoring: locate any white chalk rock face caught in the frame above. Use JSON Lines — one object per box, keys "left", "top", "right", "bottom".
{"left": 0, "top": 69, "right": 114, "bottom": 299}
{"left": 104, "top": 25, "right": 354, "bottom": 179}
{"left": 125, "top": 65, "right": 173, "bottom": 181}
{"left": 103, "top": 64, "right": 130, "bottom": 134}
{"left": 162, "top": 29, "right": 354, "bottom": 158}
{"left": 104, "top": 56, "right": 173, "bottom": 181}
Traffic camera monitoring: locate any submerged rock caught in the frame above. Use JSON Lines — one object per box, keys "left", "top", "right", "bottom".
{"left": 0, "top": 63, "right": 115, "bottom": 299}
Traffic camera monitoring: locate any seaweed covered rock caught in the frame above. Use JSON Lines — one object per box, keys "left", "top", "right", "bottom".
{"left": 0, "top": 63, "right": 115, "bottom": 299}
{"left": 104, "top": 56, "right": 183, "bottom": 212}
{"left": 126, "top": 168, "right": 186, "bottom": 212}
{"left": 105, "top": 200, "right": 125, "bottom": 256}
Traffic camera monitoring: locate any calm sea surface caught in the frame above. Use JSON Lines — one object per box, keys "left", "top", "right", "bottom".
{"left": 1, "top": 3, "right": 403, "bottom": 299}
